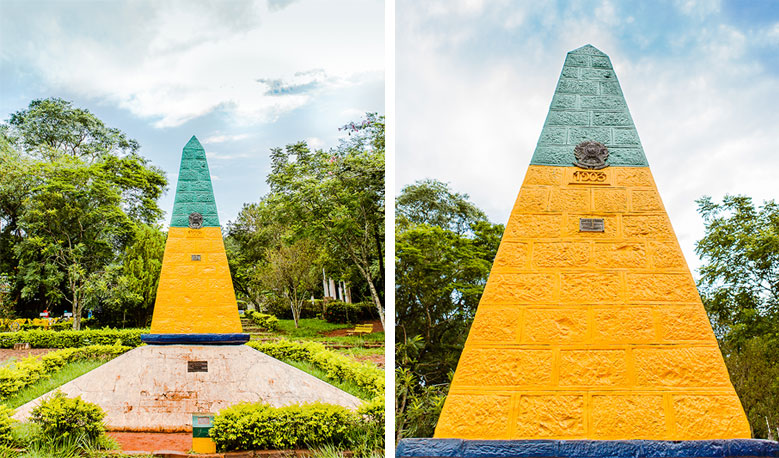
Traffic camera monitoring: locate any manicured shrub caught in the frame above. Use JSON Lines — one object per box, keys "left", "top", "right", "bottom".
{"left": 264, "top": 296, "right": 321, "bottom": 320}
{"left": 245, "top": 310, "right": 279, "bottom": 331}
{"left": 323, "top": 301, "right": 375, "bottom": 324}
{"left": 0, "top": 404, "right": 15, "bottom": 445}
{"left": 210, "top": 402, "right": 357, "bottom": 451}
{"left": 248, "top": 339, "right": 383, "bottom": 398}
{"left": 30, "top": 391, "right": 105, "bottom": 442}
{"left": 0, "top": 345, "right": 130, "bottom": 399}
{"left": 0, "top": 328, "right": 144, "bottom": 349}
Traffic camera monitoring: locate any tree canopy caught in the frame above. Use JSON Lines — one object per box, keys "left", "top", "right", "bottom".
{"left": 0, "top": 98, "right": 167, "bottom": 328}
{"left": 696, "top": 195, "right": 779, "bottom": 439}
{"left": 395, "top": 179, "right": 503, "bottom": 439}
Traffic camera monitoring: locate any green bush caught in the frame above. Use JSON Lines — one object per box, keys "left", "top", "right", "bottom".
{"left": 0, "top": 328, "right": 144, "bottom": 349}
{"left": 210, "top": 402, "right": 356, "bottom": 451}
{"left": 0, "top": 345, "right": 130, "bottom": 399}
{"left": 30, "top": 391, "right": 105, "bottom": 442}
{"left": 323, "top": 301, "right": 375, "bottom": 324}
{"left": 248, "top": 339, "right": 383, "bottom": 398}
{"left": 264, "top": 296, "right": 322, "bottom": 320}
{"left": 245, "top": 310, "right": 279, "bottom": 331}
{"left": 0, "top": 404, "right": 14, "bottom": 445}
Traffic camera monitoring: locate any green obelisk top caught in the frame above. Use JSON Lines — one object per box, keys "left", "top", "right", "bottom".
{"left": 169, "top": 136, "right": 220, "bottom": 228}
{"left": 530, "top": 44, "right": 649, "bottom": 167}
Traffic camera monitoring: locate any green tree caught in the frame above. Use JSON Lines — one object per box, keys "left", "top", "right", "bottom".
{"left": 1, "top": 98, "right": 167, "bottom": 326}
{"left": 266, "top": 114, "right": 385, "bottom": 326}
{"left": 696, "top": 195, "right": 779, "bottom": 439}
{"left": 113, "top": 224, "right": 166, "bottom": 327}
{"left": 395, "top": 180, "right": 503, "bottom": 439}
{"left": 259, "top": 239, "right": 321, "bottom": 328}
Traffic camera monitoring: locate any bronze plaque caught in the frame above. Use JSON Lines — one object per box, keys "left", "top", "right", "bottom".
{"left": 187, "top": 361, "right": 208, "bottom": 372}
{"left": 574, "top": 141, "right": 609, "bottom": 169}
{"left": 579, "top": 218, "right": 605, "bottom": 232}
{"left": 191, "top": 254, "right": 201, "bottom": 261}
{"left": 188, "top": 212, "right": 203, "bottom": 229}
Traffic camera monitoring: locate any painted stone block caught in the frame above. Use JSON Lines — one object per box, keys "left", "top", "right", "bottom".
{"left": 436, "top": 395, "right": 511, "bottom": 439}
{"left": 480, "top": 273, "right": 556, "bottom": 304}
{"left": 468, "top": 308, "right": 522, "bottom": 344}
{"left": 505, "top": 215, "right": 561, "bottom": 239}
{"left": 591, "top": 395, "right": 666, "bottom": 438}
{"left": 453, "top": 348, "right": 553, "bottom": 386}
{"left": 672, "top": 395, "right": 751, "bottom": 439}
{"left": 559, "top": 350, "right": 628, "bottom": 386}
{"left": 592, "top": 189, "right": 628, "bottom": 212}
{"left": 515, "top": 395, "right": 585, "bottom": 438}
{"left": 522, "top": 308, "right": 587, "bottom": 343}
{"left": 634, "top": 347, "right": 730, "bottom": 387}
{"left": 658, "top": 306, "right": 715, "bottom": 341}
{"left": 513, "top": 188, "right": 548, "bottom": 212}
{"left": 493, "top": 242, "right": 530, "bottom": 269}
{"left": 560, "top": 272, "right": 621, "bottom": 303}
{"left": 533, "top": 242, "right": 590, "bottom": 267}
{"left": 622, "top": 215, "right": 673, "bottom": 238}
{"left": 593, "top": 242, "right": 647, "bottom": 268}
{"left": 549, "top": 188, "right": 590, "bottom": 212}
{"left": 626, "top": 273, "right": 699, "bottom": 302}
{"left": 523, "top": 166, "right": 564, "bottom": 186}
{"left": 592, "top": 307, "right": 656, "bottom": 343}
{"left": 648, "top": 241, "right": 687, "bottom": 268}
{"left": 631, "top": 189, "right": 664, "bottom": 211}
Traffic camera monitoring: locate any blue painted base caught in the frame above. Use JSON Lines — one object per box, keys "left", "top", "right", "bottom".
{"left": 396, "top": 438, "right": 779, "bottom": 458}
{"left": 140, "top": 333, "right": 250, "bottom": 345}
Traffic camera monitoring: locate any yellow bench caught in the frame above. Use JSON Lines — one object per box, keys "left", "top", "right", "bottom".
{"left": 346, "top": 324, "right": 373, "bottom": 336}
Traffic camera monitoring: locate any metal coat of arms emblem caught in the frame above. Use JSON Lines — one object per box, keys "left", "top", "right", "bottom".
{"left": 573, "top": 140, "right": 609, "bottom": 169}
{"left": 188, "top": 212, "right": 203, "bottom": 229}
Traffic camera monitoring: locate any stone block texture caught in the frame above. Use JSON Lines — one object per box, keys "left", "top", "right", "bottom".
{"left": 434, "top": 45, "right": 750, "bottom": 441}
{"left": 170, "top": 136, "right": 220, "bottom": 228}
{"left": 530, "top": 45, "right": 648, "bottom": 167}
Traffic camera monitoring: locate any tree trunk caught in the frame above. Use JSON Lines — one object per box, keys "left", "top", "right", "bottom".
{"left": 72, "top": 291, "right": 81, "bottom": 331}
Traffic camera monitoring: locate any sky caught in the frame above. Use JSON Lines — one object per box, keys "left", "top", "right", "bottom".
{"left": 0, "top": 0, "right": 384, "bottom": 227}
{"left": 396, "top": 0, "right": 779, "bottom": 275}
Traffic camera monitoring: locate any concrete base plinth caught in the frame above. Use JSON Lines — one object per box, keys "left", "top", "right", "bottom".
{"left": 13, "top": 345, "right": 361, "bottom": 431}
{"left": 396, "top": 438, "right": 779, "bottom": 458}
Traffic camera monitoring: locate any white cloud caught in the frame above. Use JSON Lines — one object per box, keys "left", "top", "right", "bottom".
{"left": 396, "top": 0, "right": 779, "bottom": 275}
{"left": 203, "top": 134, "right": 251, "bottom": 144}
{"left": 3, "top": 0, "right": 383, "bottom": 128}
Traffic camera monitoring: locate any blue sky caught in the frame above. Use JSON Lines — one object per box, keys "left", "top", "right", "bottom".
{"left": 396, "top": 0, "right": 779, "bottom": 274}
{"left": 0, "top": 0, "right": 384, "bottom": 227}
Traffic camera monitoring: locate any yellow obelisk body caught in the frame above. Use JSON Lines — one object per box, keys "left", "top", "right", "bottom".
{"left": 149, "top": 136, "right": 242, "bottom": 334}
{"left": 434, "top": 45, "right": 750, "bottom": 441}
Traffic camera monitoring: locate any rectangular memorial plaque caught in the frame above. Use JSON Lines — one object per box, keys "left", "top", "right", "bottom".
{"left": 187, "top": 361, "right": 208, "bottom": 372}
{"left": 579, "top": 218, "right": 605, "bottom": 232}
{"left": 191, "top": 254, "right": 201, "bottom": 261}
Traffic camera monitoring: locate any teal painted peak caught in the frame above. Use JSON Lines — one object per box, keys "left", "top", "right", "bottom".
{"left": 169, "top": 135, "right": 220, "bottom": 227}
{"left": 530, "top": 45, "right": 649, "bottom": 167}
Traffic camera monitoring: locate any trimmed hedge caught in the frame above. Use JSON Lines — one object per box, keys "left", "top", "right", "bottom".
{"left": 0, "top": 345, "right": 131, "bottom": 399}
{"left": 323, "top": 301, "right": 375, "bottom": 324}
{"left": 245, "top": 310, "right": 279, "bottom": 331}
{"left": 210, "top": 402, "right": 356, "bottom": 451}
{"left": 0, "top": 329, "right": 144, "bottom": 349}
{"left": 248, "top": 339, "right": 384, "bottom": 398}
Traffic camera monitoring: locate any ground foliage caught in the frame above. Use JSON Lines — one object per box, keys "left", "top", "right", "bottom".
{"left": 0, "top": 98, "right": 167, "bottom": 329}
{"left": 696, "top": 195, "right": 779, "bottom": 439}
{"left": 394, "top": 180, "right": 502, "bottom": 440}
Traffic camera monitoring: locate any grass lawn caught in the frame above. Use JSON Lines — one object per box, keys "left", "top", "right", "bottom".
{"left": 274, "top": 318, "right": 384, "bottom": 345}
{"left": 2, "top": 359, "right": 108, "bottom": 409}
{"left": 282, "top": 359, "right": 376, "bottom": 400}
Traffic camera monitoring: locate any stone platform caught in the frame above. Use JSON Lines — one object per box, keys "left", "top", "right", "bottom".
{"left": 13, "top": 345, "right": 361, "bottom": 431}
{"left": 397, "top": 438, "right": 779, "bottom": 458}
